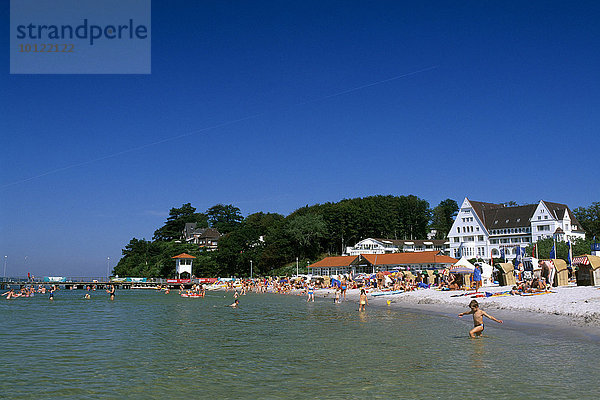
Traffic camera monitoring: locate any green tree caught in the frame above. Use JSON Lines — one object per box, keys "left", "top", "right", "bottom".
{"left": 286, "top": 213, "right": 327, "bottom": 259}
{"left": 431, "top": 198, "right": 459, "bottom": 239}
{"left": 207, "top": 204, "right": 243, "bottom": 234}
{"left": 574, "top": 202, "right": 600, "bottom": 239}
{"left": 153, "top": 203, "right": 208, "bottom": 241}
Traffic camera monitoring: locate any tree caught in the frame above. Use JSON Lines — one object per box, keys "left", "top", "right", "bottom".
{"left": 153, "top": 203, "right": 208, "bottom": 241}
{"left": 286, "top": 213, "right": 327, "bottom": 259}
{"left": 207, "top": 204, "right": 243, "bottom": 234}
{"left": 574, "top": 202, "right": 600, "bottom": 239}
{"left": 431, "top": 199, "right": 459, "bottom": 239}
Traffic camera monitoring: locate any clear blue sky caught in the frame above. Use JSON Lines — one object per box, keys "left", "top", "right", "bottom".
{"left": 1, "top": 1, "right": 599, "bottom": 277}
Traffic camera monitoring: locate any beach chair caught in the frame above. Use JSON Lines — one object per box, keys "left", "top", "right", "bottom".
{"left": 497, "top": 263, "right": 516, "bottom": 286}
{"left": 425, "top": 270, "right": 436, "bottom": 285}
{"left": 551, "top": 259, "right": 569, "bottom": 287}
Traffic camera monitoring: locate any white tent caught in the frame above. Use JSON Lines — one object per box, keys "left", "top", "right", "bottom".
{"left": 449, "top": 257, "right": 475, "bottom": 274}
{"left": 478, "top": 262, "right": 494, "bottom": 285}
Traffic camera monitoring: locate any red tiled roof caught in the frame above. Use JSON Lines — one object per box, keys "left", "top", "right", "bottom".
{"left": 308, "top": 256, "right": 357, "bottom": 269}
{"left": 172, "top": 253, "right": 196, "bottom": 259}
{"left": 359, "top": 251, "right": 456, "bottom": 266}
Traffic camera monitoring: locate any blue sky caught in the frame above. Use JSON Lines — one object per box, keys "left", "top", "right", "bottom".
{"left": 1, "top": 1, "right": 599, "bottom": 277}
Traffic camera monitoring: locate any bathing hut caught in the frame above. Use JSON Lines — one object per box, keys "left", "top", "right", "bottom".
{"left": 496, "top": 263, "right": 516, "bottom": 286}
{"left": 572, "top": 255, "right": 600, "bottom": 286}
{"left": 550, "top": 259, "right": 569, "bottom": 286}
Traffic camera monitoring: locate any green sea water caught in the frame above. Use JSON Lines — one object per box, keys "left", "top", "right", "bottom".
{"left": 1, "top": 289, "right": 599, "bottom": 399}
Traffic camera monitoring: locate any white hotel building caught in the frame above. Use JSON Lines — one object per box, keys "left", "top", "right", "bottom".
{"left": 448, "top": 198, "right": 585, "bottom": 261}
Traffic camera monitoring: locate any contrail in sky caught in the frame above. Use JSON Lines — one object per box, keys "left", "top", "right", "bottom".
{"left": 1, "top": 65, "right": 438, "bottom": 189}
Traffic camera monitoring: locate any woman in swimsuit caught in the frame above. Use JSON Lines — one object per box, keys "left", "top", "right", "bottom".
{"left": 107, "top": 285, "right": 115, "bottom": 300}
{"left": 307, "top": 283, "right": 315, "bottom": 302}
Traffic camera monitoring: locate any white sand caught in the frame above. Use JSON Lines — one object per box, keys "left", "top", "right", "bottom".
{"left": 308, "top": 285, "right": 600, "bottom": 328}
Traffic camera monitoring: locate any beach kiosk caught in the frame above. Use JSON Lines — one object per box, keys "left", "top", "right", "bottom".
{"left": 496, "top": 263, "right": 516, "bottom": 286}
{"left": 172, "top": 253, "right": 195, "bottom": 279}
{"left": 572, "top": 255, "right": 600, "bottom": 286}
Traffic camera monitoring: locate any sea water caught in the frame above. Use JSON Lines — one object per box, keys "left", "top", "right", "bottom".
{"left": 1, "top": 289, "right": 599, "bottom": 399}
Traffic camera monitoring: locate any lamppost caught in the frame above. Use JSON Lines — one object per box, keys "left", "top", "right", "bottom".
{"left": 3, "top": 256, "right": 7, "bottom": 281}
{"left": 106, "top": 257, "right": 110, "bottom": 281}
{"left": 296, "top": 257, "right": 299, "bottom": 277}
{"left": 250, "top": 260, "right": 253, "bottom": 279}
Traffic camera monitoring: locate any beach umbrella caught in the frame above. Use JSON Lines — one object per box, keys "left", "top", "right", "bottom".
{"left": 449, "top": 257, "right": 476, "bottom": 274}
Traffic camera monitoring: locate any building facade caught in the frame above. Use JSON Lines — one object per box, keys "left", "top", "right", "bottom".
{"left": 345, "top": 238, "right": 449, "bottom": 256}
{"left": 448, "top": 198, "right": 585, "bottom": 261}
{"left": 183, "top": 223, "right": 222, "bottom": 251}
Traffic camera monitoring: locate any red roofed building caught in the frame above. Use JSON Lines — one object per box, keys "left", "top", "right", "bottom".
{"left": 308, "top": 251, "right": 456, "bottom": 276}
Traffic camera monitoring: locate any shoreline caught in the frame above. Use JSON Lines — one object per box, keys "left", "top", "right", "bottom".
{"left": 300, "top": 285, "right": 600, "bottom": 340}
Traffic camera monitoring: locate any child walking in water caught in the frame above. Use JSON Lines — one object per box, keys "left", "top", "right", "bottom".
{"left": 458, "top": 300, "right": 502, "bottom": 338}
{"left": 358, "top": 289, "right": 368, "bottom": 311}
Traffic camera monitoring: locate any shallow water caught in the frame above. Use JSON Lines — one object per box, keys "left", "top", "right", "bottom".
{"left": 1, "top": 289, "right": 599, "bottom": 399}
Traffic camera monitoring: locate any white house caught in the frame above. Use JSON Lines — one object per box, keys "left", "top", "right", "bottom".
{"left": 345, "top": 238, "right": 449, "bottom": 256}
{"left": 448, "top": 198, "right": 585, "bottom": 261}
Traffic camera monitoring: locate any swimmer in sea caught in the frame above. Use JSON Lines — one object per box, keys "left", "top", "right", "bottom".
{"left": 458, "top": 299, "right": 503, "bottom": 338}
{"left": 2, "top": 289, "right": 18, "bottom": 299}
{"left": 358, "top": 289, "right": 368, "bottom": 311}
{"left": 228, "top": 299, "right": 239, "bottom": 308}
{"left": 84, "top": 293, "right": 91, "bottom": 299}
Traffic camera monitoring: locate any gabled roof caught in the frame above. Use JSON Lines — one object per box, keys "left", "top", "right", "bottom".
{"left": 357, "top": 251, "right": 457, "bottom": 266}
{"left": 465, "top": 199, "right": 584, "bottom": 232}
{"left": 172, "top": 253, "right": 196, "bottom": 259}
{"left": 308, "top": 256, "right": 357, "bottom": 269}
{"left": 467, "top": 199, "right": 504, "bottom": 226}
{"left": 542, "top": 201, "right": 583, "bottom": 231}
{"left": 483, "top": 204, "right": 537, "bottom": 230}
{"left": 197, "top": 228, "right": 221, "bottom": 239}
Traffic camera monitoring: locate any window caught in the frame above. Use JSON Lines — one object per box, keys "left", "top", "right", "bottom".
{"left": 454, "top": 238, "right": 460, "bottom": 243}
{"left": 544, "top": 216, "right": 548, "bottom": 220}
{"left": 538, "top": 216, "right": 541, "bottom": 220}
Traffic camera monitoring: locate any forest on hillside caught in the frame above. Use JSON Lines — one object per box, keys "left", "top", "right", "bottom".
{"left": 114, "top": 195, "right": 458, "bottom": 278}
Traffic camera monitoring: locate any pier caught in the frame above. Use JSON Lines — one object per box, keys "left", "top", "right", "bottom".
{"left": 0, "top": 277, "right": 203, "bottom": 290}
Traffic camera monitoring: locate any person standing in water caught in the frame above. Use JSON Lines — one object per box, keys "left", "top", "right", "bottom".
{"left": 358, "top": 289, "right": 368, "bottom": 311}
{"left": 107, "top": 285, "right": 115, "bottom": 300}
{"left": 458, "top": 300, "right": 502, "bottom": 338}
{"left": 49, "top": 285, "right": 57, "bottom": 300}
{"left": 306, "top": 282, "right": 315, "bottom": 302}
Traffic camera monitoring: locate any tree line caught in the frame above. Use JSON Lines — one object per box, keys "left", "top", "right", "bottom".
{"left": 114, "top": 195, "right": 459, "bottom": 278}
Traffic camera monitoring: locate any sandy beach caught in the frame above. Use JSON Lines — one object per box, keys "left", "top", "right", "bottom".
{"left": 304, "top": 285, "right": 600, "bottom": 333}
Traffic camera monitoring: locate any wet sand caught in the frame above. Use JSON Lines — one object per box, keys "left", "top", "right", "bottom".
{"left": 300, "top": 285, "right": 600, "bottom": 339}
